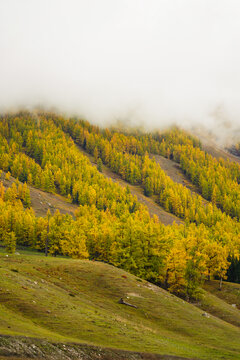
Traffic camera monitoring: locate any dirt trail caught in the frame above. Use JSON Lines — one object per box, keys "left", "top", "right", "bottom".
{"left": 150, "top": 154, "right": 200, "bottom": 193}
{"left": 0, "top": 173, "right": 78, "bottom": 218}
{"left": 150, "top": 154, "right": 209, "bottom": 209}
{"left": 76, "top": 147, "right": 183, "bottom": 226}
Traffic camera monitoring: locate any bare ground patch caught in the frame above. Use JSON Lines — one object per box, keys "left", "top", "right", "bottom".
{"left": 0, "top": 335, "right": 193, "bottom": 360}
{"left": 150, "top": 155, "right": 202, "bottom": 195}
{"left": 0, "top": 173, "right": 78, "bottom": 218}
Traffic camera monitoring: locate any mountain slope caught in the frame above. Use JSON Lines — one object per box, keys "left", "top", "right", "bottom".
{"left": 194, "top": 133, "right": 240, "bottom": 165}
{"left": 0, "top": 249, "right": 240, "bottom": 360}
{"left": 150, "top": 155, "right": 202, "bottom": 197}
{"left": 76, "top": 145, "right": 182, "bottom": 225}
{"left": 0, "top": 172, "right": 78, "bottom": 218}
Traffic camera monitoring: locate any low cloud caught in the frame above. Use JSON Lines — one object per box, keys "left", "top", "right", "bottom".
{"left": 0, "top": 0, "right": 240, "bottom": 144}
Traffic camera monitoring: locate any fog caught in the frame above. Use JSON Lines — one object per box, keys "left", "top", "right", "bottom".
{"left": 0, "top": 0, "right": 240, "bottom": 143}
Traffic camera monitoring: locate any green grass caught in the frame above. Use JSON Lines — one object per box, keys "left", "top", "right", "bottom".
{"left": 204, "top": 280, "right": 240, "bottom": 308}
{"left": 0, "top": 248, "right": 240, "bottom": 359}
{"left": 199, "top": 280, "right": 240, "bottom": 327}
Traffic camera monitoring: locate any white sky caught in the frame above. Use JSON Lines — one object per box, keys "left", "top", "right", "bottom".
{"left": 0, "top": 0, "right": 240, "bottom": 137}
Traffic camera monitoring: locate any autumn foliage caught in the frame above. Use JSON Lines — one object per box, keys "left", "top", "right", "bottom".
{"left": 0, "top": 112, "right": 239, "bottom": 299}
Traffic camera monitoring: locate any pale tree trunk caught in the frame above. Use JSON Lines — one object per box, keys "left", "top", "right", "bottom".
{"left": 219, "top": 277, "right": 223, "bottom": 291}
{"left": 45, "top": 218, "right": 49, "bottom": 257}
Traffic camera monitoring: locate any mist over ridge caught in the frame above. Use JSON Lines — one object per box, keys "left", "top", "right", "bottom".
{"left": 0, "top": 0, "right": 240, "bottom": 144}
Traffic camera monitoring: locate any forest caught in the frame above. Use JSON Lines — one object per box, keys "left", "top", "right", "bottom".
{"left": 0, "top": 111, "right": 239, "bottom": 300}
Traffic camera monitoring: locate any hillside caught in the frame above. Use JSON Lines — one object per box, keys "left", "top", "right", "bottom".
{"left": 0, "top": 249, "right": 240, "bottom": 360}
{"left": 2, "top": 1, "right": 240, "bottom": 358}
{"left": 193, "top": 132, "right": 240, "bottom": 165}
{"left": 200, "top": 280, "right": 240, "bottom": 328}
{"left": 150, "top": 155, "right": 202, "bottom": 197}
{"left": 1, "top": 112, "right": 240, "bottom": 359}
{"left": 76, "top": 145, "right": 183, "bottom": 225}
{"left": 0, "top": 172, "right": 78, "bottom": 218}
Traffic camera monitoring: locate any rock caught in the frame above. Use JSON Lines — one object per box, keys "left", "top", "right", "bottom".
{"left": 202, "top": 312, "right": 210, "bottom": 318}
{"left": 232, "top": 304, "right": 237, "bottom": 308}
